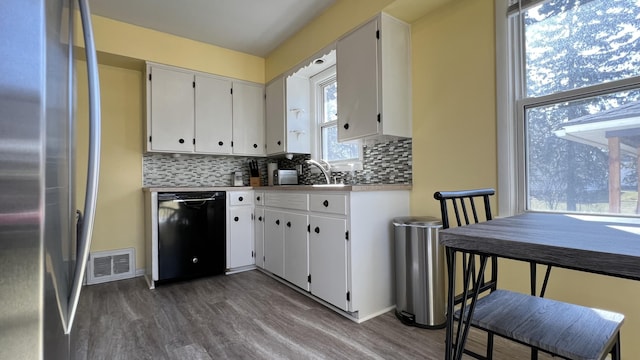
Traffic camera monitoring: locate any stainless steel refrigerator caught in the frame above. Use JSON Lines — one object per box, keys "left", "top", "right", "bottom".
{"left": 0, "top": 0, "right": 101, "bottom": 358}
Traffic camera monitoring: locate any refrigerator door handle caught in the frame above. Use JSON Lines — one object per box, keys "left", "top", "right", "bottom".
{"left": 65, "top": 0, "right": 101, "bottom": 335}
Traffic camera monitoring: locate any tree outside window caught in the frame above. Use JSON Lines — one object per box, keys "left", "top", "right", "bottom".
{"left": 510, "top": 0, "right": 640, "bottom": 215}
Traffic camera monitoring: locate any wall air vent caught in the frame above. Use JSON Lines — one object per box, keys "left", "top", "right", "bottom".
{"left": 86, "top": 248, "right": 135, "bottom": 285}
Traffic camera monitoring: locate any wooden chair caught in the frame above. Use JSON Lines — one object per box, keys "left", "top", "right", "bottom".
{"left": 434, "top": 188, "right": 624, "bottom": 360}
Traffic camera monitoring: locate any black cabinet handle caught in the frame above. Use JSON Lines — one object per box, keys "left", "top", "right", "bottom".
{"left": 314, "top": 227, "right": 320, "bottom": 234}
{"left": 323, "top": 200, "right": 329, "bottom": 207}
{"left": 257, "top": 196, "right": 261, "bottom": 201}
{"left": 343, "top": 123, "right": 349, "bottom": 130}
{"left": 286, "top": 221, "right": 291, "bottom": 228}
{"left": 258, "top": 216, "right": 262, "bottom": 222}
{"left": 234, "top": 216, "right": 239, "bottom": 222}
{"left": 253, "top": 143, "right": 258, "bottom": 148}
{"left": 276, "top": 219, "right": 280, "bottom": 225}
{"left": 218, "top": 141, "right": 223, "bottom": 146}
{"left": 277, "top": 140, "right": 281, "bottom": 146}
{"left": 238, "top": 196, "right": 243, "bottom": 202}
{"left": 179, "top": 138, "right": 185, "bottom": 144}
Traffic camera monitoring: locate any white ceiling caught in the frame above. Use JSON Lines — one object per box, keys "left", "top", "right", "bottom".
{"left": 88, "top": 0, "right": 337, "bottom": 57}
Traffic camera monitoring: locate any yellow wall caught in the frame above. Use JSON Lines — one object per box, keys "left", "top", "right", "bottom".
{"left": 77, "top": 13, "right": 264, "bottom": 83}
{"left": 408, "top": 1, "right": 640, "bottom": 356}
{"left": 265, "top": 0, "right": 394, "bottom": 81}
{"left": 410, "top": 0, "right": 497, "bottom": 217}
{"left": 76, "top": 62, "right": 145, "bottom": 270}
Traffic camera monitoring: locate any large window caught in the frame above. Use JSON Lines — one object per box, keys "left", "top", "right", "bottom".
{"left": 311, "top": 66, "right": 361, "bottom": 168}
{"left": 500, "top": 0, "right": 640, "bottom": 216}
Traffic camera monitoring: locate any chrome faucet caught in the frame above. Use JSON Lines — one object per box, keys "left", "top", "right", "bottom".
{"left": 305, "top": 159, "right": 331, "bottom": 184}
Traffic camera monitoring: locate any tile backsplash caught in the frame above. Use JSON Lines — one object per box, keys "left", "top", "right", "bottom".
{"left": 142, "top": 138, "right": 412, "bottom": 187}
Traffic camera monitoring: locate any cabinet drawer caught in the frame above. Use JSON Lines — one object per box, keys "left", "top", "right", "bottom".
{"left": 254, "top": 192, "right": 264, "bottom": 206}
{"left": 229, "top": 191, "right": 254, "bottom": 206}
{"left": 309, "top": 194, "right": 347, "bottom": 215}
{"left": 265, "top": 192, "right": 308, "bottom": 210}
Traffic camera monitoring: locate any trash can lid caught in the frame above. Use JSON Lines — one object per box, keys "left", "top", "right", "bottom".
{"left": 392, "top": 216, "right": 441, "bottom": 227}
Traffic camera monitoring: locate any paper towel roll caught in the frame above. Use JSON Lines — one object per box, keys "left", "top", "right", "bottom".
{"left": 267, "top": 163, "right": 278, "bottom": 186}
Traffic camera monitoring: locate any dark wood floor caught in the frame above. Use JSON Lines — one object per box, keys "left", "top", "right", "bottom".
{"left": 73, "top": 270, "right": 549, "bottom": 359}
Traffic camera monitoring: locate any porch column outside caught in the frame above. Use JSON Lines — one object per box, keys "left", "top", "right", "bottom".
{"left": 637, "top": 146, "right": 640, "bottom": 214}
{"left": 608, "top": 137, "right": 621, "bottom": 213}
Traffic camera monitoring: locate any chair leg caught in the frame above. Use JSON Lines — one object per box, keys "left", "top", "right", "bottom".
{"left": 540, "top": 265, "right": 551, "bottom": 298}
{"left": 611, "top": 333, "right": 621, "bottom": 360}
{"left": 486, "top": 333, "right": 494, "bottom": 360}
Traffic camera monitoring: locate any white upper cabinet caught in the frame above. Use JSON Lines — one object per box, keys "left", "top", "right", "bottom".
{"left": 265, "top": 75, "right": 311, "bottom": 156}
{"left": 336, "top": 13, "right": 411, "bottom": 141}
{"left": 195, "top": 75, "right": 233, "bottom": 154}
{"left": 286, "top": 75, "right": 311, "bottom": 154}
{"left": 146, "top": 62, "right": 265, "bottom": 156}
{"left": 265, "top": 76, "right": 286, "bottom": 155}
{"left": 232, "top": 82, "right": 266, "bottom": 156}
{"left": 147, "top": 66, "right": 195, "bottom": 153}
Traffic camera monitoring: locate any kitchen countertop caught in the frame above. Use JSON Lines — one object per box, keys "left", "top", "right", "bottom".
{"left": 255, "top": 184, "right": 411, "bottom": 192}
{"left": 143, "top": 184, "right": 411, "bottom": 192}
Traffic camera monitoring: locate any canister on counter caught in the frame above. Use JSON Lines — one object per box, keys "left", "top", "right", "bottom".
{"left": 233, "top": 171, "right": 243, "bottom": 186}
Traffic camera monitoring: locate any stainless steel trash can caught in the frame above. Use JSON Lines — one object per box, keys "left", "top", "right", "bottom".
{"left": 393, "top": 216, "right": 445, "bottom": 328}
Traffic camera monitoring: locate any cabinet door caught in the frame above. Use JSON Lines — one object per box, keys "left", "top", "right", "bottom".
{"left": 228, "top": 206, "right": 254, "bottom": 269}
{"left": 149, "top": 66, "right": 195, "bottom": 152}
{"left": 284, "top": 212, "right": 309, "bottom": 290}
{"left": 336, "top": 18, "right": 379, "bottom": 141}
{"left": 265, "top": 77, "right": 285, "bottom": 155}
{"left": 254, "top": 207, "right": 265, "bottom": 269}
{"left": 309, "top": 215, "right": 348, "bottom": 310}
{"left": 286, "top": 75, "right": 311, "bottom": 154}
{"left": 232, "top": 82, "right": 265, "bottom": 156}
{"left": 195, "top": 75, "right": 232, "bottom": 154}
{"left": 263, "top": 209, "right": 285, "bottom": 277}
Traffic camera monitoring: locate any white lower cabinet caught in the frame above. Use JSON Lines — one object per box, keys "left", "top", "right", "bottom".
{"left": 260, "top": 189, "right": 409, "bottom": 322}
{"left": 227, "top": 191, "right": 255, "bottom": 272}
{"left": 283, "top": 212, "right": 309, "bottom": 290}
{"left": 254, "top": 206, "right": 265, "bottom": 269}
{"left": 309, "top": 215, "right": 348, "bottom": 310}
{"left": 263, "top": 208, "right": 310, "bottom": 289}
{"left": 228, "top": 206, "right": 254, "bottom": 269}
{"left": 264, "top": 209, "right": 285, "bottom": 277}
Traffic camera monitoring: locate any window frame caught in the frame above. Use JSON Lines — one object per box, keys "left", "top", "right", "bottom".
{"left": 496, "top": 0, "right": 640, "bottom": 217}
{"left": 310, "top": 65, "right": 363, "bottom": 171}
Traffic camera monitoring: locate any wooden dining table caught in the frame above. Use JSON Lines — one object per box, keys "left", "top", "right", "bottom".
{"left": 439, "top": 212, "right": 640, "bottom": 359}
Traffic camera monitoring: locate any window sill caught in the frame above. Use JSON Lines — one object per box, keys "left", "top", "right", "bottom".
{"left": 308, "top": 161, "right": 362, "bottom": 172}
{"left": 329, "top": 161, "right": 364, "bottom": 172}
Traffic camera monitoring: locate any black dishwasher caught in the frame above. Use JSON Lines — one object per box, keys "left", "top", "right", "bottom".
{"left": 157, "top": 191, "right": 226, "bottom": 283}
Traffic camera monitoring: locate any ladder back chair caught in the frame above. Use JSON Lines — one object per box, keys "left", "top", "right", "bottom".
{"left": 434, "top": 188, "right": 498, "bottom": 359}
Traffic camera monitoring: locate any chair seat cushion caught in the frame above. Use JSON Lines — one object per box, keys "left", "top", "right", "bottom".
{"left": 456, "top": 290, "right": 624, "bottom": 360}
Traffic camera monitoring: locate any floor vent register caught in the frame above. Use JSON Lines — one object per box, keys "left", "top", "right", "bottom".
{"left": 86, "top": 248, "right": 136, "bottom": 285}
